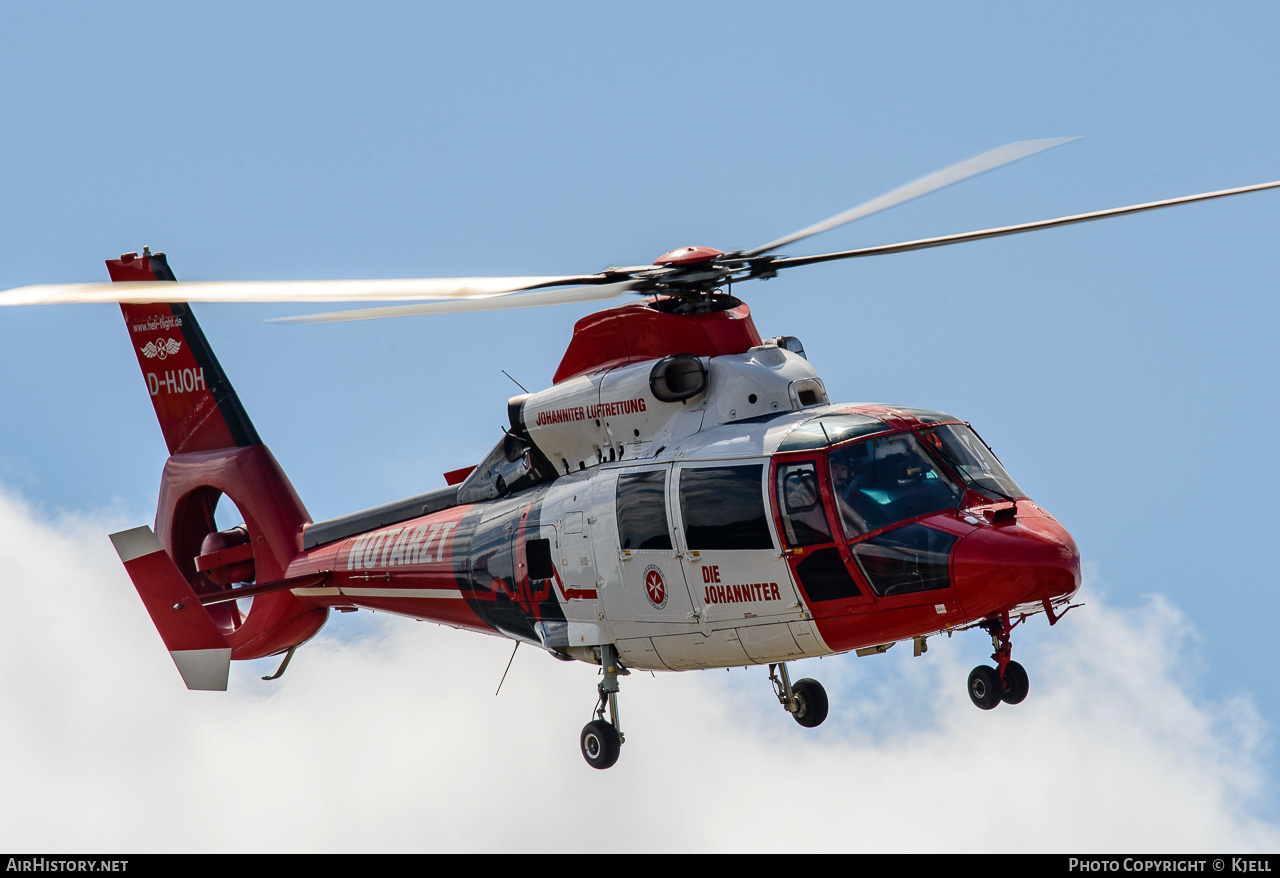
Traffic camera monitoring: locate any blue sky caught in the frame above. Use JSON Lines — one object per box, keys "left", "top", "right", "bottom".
{"left": 1, "top": 2, "right": 1278, "bottom": 852}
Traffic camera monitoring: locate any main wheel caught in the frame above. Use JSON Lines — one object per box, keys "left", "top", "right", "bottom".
{"left": 1000, "top": 660, "right": 1029, "bottom": 705}
{"left": 791, "top": 678, "right": 829, "bottom": 728}
{"left": 967, "top": 665, "right": 1002, "bottom": 710}
{"left": 580, "top": 719, "right": 622, "bottom": 770}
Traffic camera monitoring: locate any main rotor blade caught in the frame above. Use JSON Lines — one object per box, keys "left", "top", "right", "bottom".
{"left": 267, "top": 279, "right": 641, "bottom": 324}
{"left": 743, "top": 137, "right": 1079, "bottom": 257}
{"left": 769, "top": 179, "right": 1280, "bottom": 271}
{"left": 0, "top": 274, "right": 606, "bottom": 307}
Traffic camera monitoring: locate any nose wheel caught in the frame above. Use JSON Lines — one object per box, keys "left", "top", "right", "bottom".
{"left": 967, "top": 665, "right": 1002, "bottom": 710}
{"left": 967, "top": 611, "right": 1031, "bottom": 710}
{"left": 999, "top": 659, "right": 1029, "bottom": 704}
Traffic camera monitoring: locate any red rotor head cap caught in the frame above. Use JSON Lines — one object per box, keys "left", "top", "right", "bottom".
{"left": 653, "top": 246, "right": 724, "bottom": 266}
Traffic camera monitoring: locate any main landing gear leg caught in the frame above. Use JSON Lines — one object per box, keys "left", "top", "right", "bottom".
{"left": 580, "top": 644, "right": 628, "bottom": 770}
{"left": 967, "top": 611, "right": 1030, "bottom": 710}
{"left": 769, "top": 662, "right": 828, "bottom": 728}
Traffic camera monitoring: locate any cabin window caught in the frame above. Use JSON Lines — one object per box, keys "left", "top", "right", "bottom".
{"left": 615, "top": 471, "right": 672, "bottom": 551}
{"left": 526, "top": 537, "right": 556, "bottom": 580}
{"left": 679, "top": 464, "right": 773, "bottom": 551}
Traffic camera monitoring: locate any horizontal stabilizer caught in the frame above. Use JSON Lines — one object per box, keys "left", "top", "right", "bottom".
{"left": 110, "top": 525, "right": 231, "bottom": 691}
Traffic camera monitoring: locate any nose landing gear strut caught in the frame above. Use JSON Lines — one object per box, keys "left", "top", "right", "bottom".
{"left": 967, "top": 610, "right": 1030, "bottom": 710}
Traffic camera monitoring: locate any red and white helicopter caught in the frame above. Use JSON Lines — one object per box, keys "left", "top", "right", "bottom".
{"left": 4, "top": 139, "right": 1277, "bottom": 769}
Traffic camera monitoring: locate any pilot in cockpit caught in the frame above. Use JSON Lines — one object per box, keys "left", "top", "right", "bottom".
{"left": 828, "top": 450, "right": 870, "bottom": 536}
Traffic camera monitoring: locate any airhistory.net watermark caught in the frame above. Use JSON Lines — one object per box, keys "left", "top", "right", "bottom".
{"left": 5, "top": 860, "right": 127, "bottom": 872}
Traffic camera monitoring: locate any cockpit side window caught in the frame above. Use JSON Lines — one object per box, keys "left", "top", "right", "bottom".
{"left": 679, "top": 464, "right": 773, "bottom": 551}
{"left": 775, "top": 462, "right": 832, "bottom": 547}
{"left": 828, "top": 433, "right": 961, "bottom": 538}
{"left": 852, "top": 523, "right": 957, "bottom": 596}
{"left": 616, "top": 471, "right": 672, "bottom": 551}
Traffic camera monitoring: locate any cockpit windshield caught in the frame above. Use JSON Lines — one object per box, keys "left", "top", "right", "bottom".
{"left": 827, "top": 433, "right": 962, "bottom": 538}
{"left": 919, "top": 424, "right": 1027, "bottom": 501}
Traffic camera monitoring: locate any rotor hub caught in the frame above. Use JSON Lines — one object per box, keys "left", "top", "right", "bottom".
{"left": 653, "top": 246, "right": 724, "bottom": 266}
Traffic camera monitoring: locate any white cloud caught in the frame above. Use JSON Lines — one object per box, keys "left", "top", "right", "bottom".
{"left": 0, "top": 485, "right": 1275, "bottom": 853}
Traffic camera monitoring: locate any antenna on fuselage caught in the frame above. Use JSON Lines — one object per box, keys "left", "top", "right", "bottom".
{"left": 502, "top": 370, "right": 529, "bottom": 393}
{"left": 495, "top": 641, "right": 520, "bottom": 696}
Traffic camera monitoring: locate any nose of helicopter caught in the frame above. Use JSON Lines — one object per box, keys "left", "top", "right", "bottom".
{"left": 951, "top": 506, "right": 1081, "bottom": 616}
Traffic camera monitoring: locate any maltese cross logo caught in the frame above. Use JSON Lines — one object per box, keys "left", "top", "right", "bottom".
{"left": 643, "top": 565, "right": 667, "bottom": 609}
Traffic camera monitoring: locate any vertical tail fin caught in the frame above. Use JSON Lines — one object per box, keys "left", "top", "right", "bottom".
{"left": 110, "top": 250, "right": 329, "bottom": 680}
{"left": 110, "top": 249, "right": 260, "bottom": 454}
